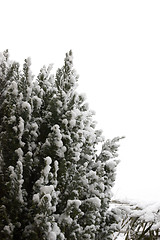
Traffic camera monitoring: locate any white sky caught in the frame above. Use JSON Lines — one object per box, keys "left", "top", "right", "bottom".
{"left": 1, "top": 0, "right": 160, "bottom": 202}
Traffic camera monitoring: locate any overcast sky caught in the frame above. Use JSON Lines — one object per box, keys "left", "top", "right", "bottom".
{"left": 1, "top": 0, "right": 160, "bottom": 202}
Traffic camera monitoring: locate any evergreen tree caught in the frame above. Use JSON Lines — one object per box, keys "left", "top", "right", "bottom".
{"left": 0, "top": 50, "right": 122, "bottom": 239}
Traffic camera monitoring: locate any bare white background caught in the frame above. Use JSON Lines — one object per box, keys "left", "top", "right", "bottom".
{"left": 1, "top": 0, "right": 160, "bottom": 202}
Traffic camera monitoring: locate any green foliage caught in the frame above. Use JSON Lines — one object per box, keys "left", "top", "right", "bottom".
{"left": 0, "top": 50, "right": 121, "bottom": 239}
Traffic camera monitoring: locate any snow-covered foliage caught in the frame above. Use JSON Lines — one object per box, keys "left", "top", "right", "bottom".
{"left": 112, "top": 199, "right": 160, "bottom": 239}
{"left": 0, "top": 49, "right": 122, "bottom": 239}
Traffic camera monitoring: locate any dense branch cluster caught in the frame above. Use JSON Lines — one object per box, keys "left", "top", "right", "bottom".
{"left": 0, "top": 50, "right": 121, "bottom": 239}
